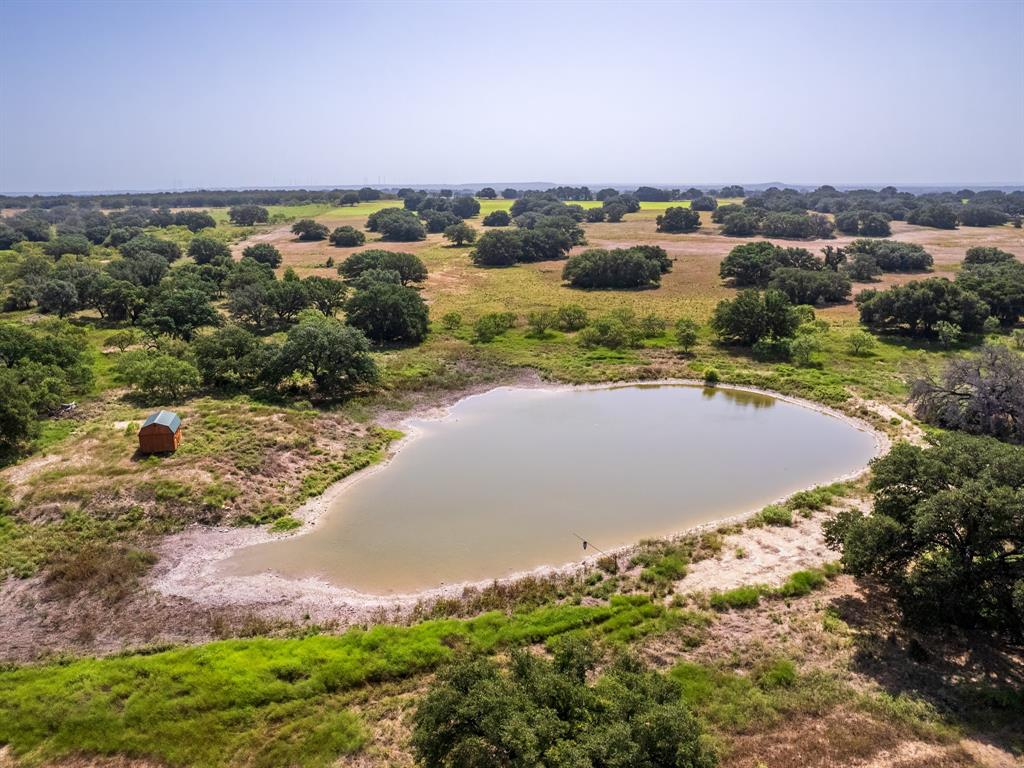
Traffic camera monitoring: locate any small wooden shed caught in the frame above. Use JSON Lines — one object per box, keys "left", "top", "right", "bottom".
{"left": 138, "top": 410, "right": 182, "bottom": 454}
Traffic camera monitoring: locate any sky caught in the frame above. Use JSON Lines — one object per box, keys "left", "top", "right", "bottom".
{"left": 1, "top": 0, "right": 1022, "bottom": 194}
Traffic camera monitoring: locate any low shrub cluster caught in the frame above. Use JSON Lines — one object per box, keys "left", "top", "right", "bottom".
{"left": 474, "top": 311, "right": 517, "bottom": 342}
{"left": 577, "top": 308, "right": 669, "bottom": 349}
{"left": 708, "top": 563, "right": 841, "bottom": 611}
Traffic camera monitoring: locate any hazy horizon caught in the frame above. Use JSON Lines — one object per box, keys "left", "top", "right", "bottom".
{"left": 1, "top": 0, "right": 1022, "bottom": 195}
{"left": 4, "top": 180, "right": 1024, "bottom": 199}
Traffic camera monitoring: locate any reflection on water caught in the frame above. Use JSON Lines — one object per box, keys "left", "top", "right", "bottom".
{"left": 221, "top": 385, "right": 876, "bottom": 594}
{"left": 699, "top": 385, "right": 776, "bottom": 409}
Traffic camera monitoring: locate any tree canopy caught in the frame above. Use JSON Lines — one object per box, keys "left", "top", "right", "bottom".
{"left": 471, "top": 224, "right": 576, "bottom": 267}
{"left": 482, "top": 210, "right": 511, "bottom": 227}
{"left": 855, "top": 278, "right": 990, "bottom": 335}
{"left": 369, "top": 209, "right": 426, "bottom": 241}
{"left": 338, "top": 250, "right": 427, "bottom": 285}
{"left": 719, "top": 242, "right": 821, "bottom": 287}
{"left": 443, "top": 222, "right": 477, "bottom": 246}
{"left": 187, "top": 236, "right": 231, "bottom": 265}
{"left": 0, "top": 319, "right": 92, "bottom": 457}
{"left": 173, "top": 210, "right": 216, "bottom": 232}
{"left": 710, "top": 289, "right": 802, "bottom": 346}
{"left": 907, "top": 204, "right": 958, "bottom": 229}
{"left": 228, "top": 205, "right": 269, "bottom": 226}
{"left": 910, "top": 344, "right": 1024, "bottom": 443}
{"left": 291, "top": 219, "right": 330, "bottom": 241}
{"left": 656, "top": 206, "right": 701, "bottom": 233}
{"left": 562, "top": 247, "right": 669, "bottom": 289}
{"left": 344, "top": 282, "right": 429, "bottom": 344}
{"left": 843, "top": 239, "right": 933, "bottom": 271}
{"left": 964, "top": 247, "right": 1016, "bottom": 266}
{"left": 241, "top": 242, "right": 282, "bottom": 268}
{"left": 824, "top": 433, "right": 1024, "bottom": 635}
{"left": 451, "top": 195, "right": 481, "bottom": 218}
{"left": 329, "top": 226, "right": 366, "bottom": 247}
{"left": 768, "top": 266, "right": 851, "bottom": 305}
{"left": 411, "top": 641, "right": 715, "bottom": 768}
{"left": 955, "top": 260, "right": 1024, "bottom": 326}
{"left": 276, "top": 314, "right": 378, "bottom": 396}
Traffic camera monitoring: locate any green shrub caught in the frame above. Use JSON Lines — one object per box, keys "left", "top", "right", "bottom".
{"left": 777, "top": 568, "right": 827, "bottom": 597}
{"left": 526, "top": 309, "right": 556, "bottom": 337}
{"left": 640, "top": 552, "right": 688, "bottom": 585}
{"left": 935, "top": 320, "right": 962, "bottom": 347}
{"left": 703, "top": 368, "right": 720, "bottom": 386}
{"left": 756, "top": 658, "right": 797, "bottom": 688}
{"left": 474, "top": 312, "right": 517, "bottom": 342}
{"left": 201, "top": 481, "right": 240, "bottom": 509}
{"left": 751, "top": 504, "right": 793, "bottom": 527}
{"left": 638, "top": 312, "right": 667, "bottom": 338}
{"left": 675, "top": 317, "right": 700, "bottom": 352}
{"left": 554, "top": 304, "right": 588, "bottom": 331}
{"left": 577, "top": 310, "right": 643, "bottom": 349}
{"left": 787, "top": 483, "right": 848, "bottom": 514}
{"left": 709, "top": 585, "right": 763, "bottom": 610}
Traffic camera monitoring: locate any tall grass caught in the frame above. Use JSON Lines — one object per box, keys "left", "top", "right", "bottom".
{"left": 0, "top": 596, "right": 690, "bottom": 766}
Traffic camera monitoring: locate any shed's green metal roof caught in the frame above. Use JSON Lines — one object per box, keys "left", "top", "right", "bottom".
{"left": 141, "top": 410, "right": 181, "bottom": 432}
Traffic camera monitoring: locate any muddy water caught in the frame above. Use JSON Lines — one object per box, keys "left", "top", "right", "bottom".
{"left": 221, "top": 385, "right": 878, "bottom": 594}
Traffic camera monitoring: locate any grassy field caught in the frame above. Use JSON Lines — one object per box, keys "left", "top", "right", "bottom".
{"left": 0, "top": 595, "right": 691, "bottom": 766}
{"left": 1, "top": 198, "right": 1022, "bottom": 767}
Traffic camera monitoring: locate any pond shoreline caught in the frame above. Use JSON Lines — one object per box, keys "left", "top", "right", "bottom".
{"left": 149, "top": 379, "right": 892, "bottom": 622}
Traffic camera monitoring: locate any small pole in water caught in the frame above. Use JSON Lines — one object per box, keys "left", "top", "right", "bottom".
{"left": 571, "top": 531, "right": 608, "bottom": 556}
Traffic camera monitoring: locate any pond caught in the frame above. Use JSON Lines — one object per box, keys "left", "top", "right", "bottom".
{"left": 221, "top": 384, "right": 879, "bottom": 595}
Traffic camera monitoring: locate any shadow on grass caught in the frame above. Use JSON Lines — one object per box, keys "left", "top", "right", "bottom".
{"left": 829, "top": 581, "right": 1024, "bottom": 753}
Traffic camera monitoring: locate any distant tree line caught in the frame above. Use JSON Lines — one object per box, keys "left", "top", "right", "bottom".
{"left": 735, "top": 186, "right": 1024, "bottom": 230}
{"left": 0, "top": 187, "right": 391, "bottom": 211}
